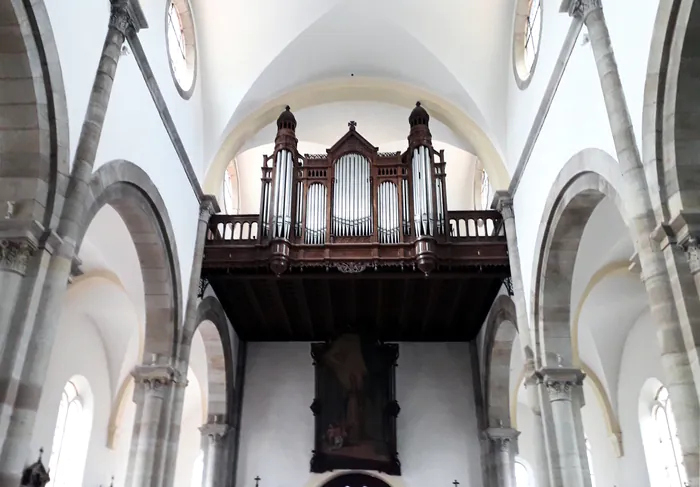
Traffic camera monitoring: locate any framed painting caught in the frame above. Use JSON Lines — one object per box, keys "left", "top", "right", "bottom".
{"left": 310, "top": 334, "right": 401, "bottom": 475}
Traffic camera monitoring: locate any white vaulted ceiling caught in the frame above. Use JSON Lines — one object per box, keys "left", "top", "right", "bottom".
{"left": 194, "top": 0, "right": 515, "bottom": 170}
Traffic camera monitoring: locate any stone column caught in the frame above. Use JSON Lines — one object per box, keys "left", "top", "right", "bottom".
{"left": 537, "top": 366, "right": 589, "bottom": 487}
{"left": 0, "top": 3, "right": 147, "bottom": 483}
{"left": 0, "top": 236, "right": 36, "bottom": 356}
{"left": 485, "top": 427, "right": 520, "bottom": 487}
{"left": 130, "top": 362, "right": 176, "bottom": 487}
{"left": 525, "top": 370, "right": 553, "bottom": 487}
{"left": 161, "top": 196, "right": 219, "bottom": 487}
{"left": 200, "top": 422, "right": 230, "bottom": 487}
{"left": 494, "top": 192, "right": 551, "bottom": 487}
{"left": 562, "top": 1, "right": 700, "bottom": 484}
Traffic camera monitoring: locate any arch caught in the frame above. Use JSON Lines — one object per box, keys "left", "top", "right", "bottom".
{"left": 482, "top": 294, "right": 518, "bottom": 428}
{"left": 79, "top": 160, "right": 182, "bottom": 361}
{"left": 203, "top": 77, "right": 510, "bottom": 195}
{"left": 642, "top": 0, "right": 700, "bottom": 220}
{"left": 530, "top": 148, "right": 632, "bottom": 367}
{"left": 0, "top": 0, "right": 69, "bottom": 229}
{"left": 322, "top": 473, "right": 392, "bottom": 487}
{"left": 194, "top": 296, "right": 234, "bottom": 423}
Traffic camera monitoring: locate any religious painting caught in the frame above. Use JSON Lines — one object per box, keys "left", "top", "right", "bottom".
{"left": 310, "top": 334, "right": 401, "bottom": 475}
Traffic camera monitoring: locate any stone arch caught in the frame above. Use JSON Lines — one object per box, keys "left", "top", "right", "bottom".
{"left": 530, "top": 149, "right": 632, "bottom": 367}
{"left": 642, "top": 0, "right": 700, "bottom": 220}
{"left": 194, "top": 296, "right": 234, "bottom": 422}
{"left": 78, "top": 160, "right": 182, "bottom": 361}
{"left": 0, "top": 0, "right": 69, "bottom": 229}
{"left": 482, "top": 294, "right": 518, "bottom": 428}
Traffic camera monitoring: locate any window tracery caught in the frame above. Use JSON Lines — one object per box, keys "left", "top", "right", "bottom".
{"left": 190, "top": 450, "right": 204, "bottom": 487}
{"left": 524, "top": 0, "right": 542, "bottom": 74}
{"left": 651, "top": 386, "right": 688, "bottom": 487}
{"left": 513, "top": 0, "right": 543, "bottom": 88}
{"left": 514, "top": 457, "right": 533, "bottom": 487}
{"left": 47, "top": 381, "right": 88, "bottom": 487}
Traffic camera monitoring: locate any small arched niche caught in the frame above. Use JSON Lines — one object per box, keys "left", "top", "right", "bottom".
{"left": 322, "top": 473, "right": 392, "bottom": 487}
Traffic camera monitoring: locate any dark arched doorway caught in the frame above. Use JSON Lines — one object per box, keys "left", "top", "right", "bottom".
{"left": 323, "top": 473, "right": 391, "bottom": 487}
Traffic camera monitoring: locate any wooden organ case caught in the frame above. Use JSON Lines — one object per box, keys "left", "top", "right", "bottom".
{"left": 203, "top": 103, "right": 511, "bottom": 342}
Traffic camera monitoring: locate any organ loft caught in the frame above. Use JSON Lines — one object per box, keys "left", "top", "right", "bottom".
{"left": 202, "top": 103, "right": 510, "bottom": 342}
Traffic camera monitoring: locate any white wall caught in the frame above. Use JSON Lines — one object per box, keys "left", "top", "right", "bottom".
{"left": 44, "top": 0, "right": 203, "bottom": 309}
{"left": 238, "top": 342, "right": 483, "bottom": 487}
{"left": 507, "top": 0, "right": 662, "bottom": 311}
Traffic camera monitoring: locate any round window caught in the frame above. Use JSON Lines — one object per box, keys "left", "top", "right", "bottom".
{"left": 513, "top": 0, "right": 543, "bottom": 89}
{"left": 165, "top": 0, "right": 197, "bottom": 99}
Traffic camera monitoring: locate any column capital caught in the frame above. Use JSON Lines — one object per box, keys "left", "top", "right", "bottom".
{"left": 536, "top": 367, "right": 585, "bottom": 402}
{"left": 560, "top": 0, "right": 602, "bottom": 19}
{"left": 0, "top": 239, "right": 36, "bottom": 275}
{"left": 485, "top": 427, "right": 520, "bottom": 452}
{"left": 199, "top": 195, "right": 221, "bottom": 221}
{"left": 132, "top": 364, "right": 179, "bottom": 395}
{"left": 492, "top": 190, "right": 514, "bottom": 218}
{"left": 109, "top": 0, "right": 148, "bottom": 36}
{"left": 200, "top": 422, "right": 230, "bottom": 440}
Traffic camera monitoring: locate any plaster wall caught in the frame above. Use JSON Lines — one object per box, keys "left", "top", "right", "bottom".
{"left": 507, "top": 0, "right": 660, "bottom": 312}
{"left": 237, "top": 342, "right": 484, "bottom": 487}
{"left": 44, "top": 0, "right": 203, "bottom": 309}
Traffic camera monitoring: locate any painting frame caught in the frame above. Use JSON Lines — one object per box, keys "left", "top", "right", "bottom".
{"left": 309, "top": 334, "right": 401, "bottom": 475}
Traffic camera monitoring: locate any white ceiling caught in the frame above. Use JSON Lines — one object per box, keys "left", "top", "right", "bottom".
{"left": 194, "top": 0, "right": 514, "bottom": 157}
{"left": 239, "top": 102, "right": 473, "bottom": 154}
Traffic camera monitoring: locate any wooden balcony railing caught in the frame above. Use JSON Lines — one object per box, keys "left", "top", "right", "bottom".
{"left": 206, "top": 210, "right": 505, "bottom": 245}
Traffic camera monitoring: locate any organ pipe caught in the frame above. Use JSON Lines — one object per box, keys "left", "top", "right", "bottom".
{"left": 271, "top": 149, "right": 294, "bottom": 239}
{"left": 304, "top": 183, "right": 327, "bottom": 244}
{"left": 412, "top": 146, "right": 435, "bottom": 237}
{"left": 378, "top": 181, "right": 400, "bottom": 244}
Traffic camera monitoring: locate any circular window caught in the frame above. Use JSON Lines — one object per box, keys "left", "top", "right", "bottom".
{"left": 165, "top": 0, "right": 197, "bottom": 99}
{"left": 513, "top": 0, "right": 543, "bottom": 89}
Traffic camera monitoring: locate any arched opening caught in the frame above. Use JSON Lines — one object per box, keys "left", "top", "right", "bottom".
{"left": 322, "top": 473, "right": 392, "bottom": 487}
{"left": 79, "top": 160, "right": 182, "bottom": 361}
{"left": 46, "top": 377, "right": 93, "bottom": 487}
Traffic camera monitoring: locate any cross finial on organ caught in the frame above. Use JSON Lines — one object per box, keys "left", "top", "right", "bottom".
{"left": 348, "top": 120, "right": 357, "bottom": 130}
{"left": 453, "top": 480, "right": 460, "bottom": 487}
{"left": 255, "top": 476, "right": 261, "bottom": 487}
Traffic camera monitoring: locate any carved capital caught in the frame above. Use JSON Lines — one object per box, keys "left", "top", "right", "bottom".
{"left": 485, "top": 427, "right": 520, "bottom": 453}
{"left": 108, "top": 4, "right": 131, "bottom": 36}
{"left": 682, "top": 237, "right": 700, "bottom": 275}
{"left": 132, "top": 364, "right": 178, "bottom": 396}
{"left": 0, "top": 239, "right": 36, "bottom": 275}
{"left": 561, "top": 0, "right": 602, "bottom": 19}
{"left": 200, "top": 195, "right": 220, "bottom": 221}
{"left": 108, "top": 0, "right": 148, "bottom": 36}
{"left": 537, "top": 367, "right": 585, "bottom": 403}
{"left": 200, "top": 422, "right": 230, "bottom": 441}
{"left": 493, "top": 190, "right": 514, "bottom": 219}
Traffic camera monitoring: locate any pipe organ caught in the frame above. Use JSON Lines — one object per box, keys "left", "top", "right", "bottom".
{"left": 203, "top": 103, "right": 510, "bottom": 345}
{"left": 245, "top": 102, "right": 498, "bottom": 276}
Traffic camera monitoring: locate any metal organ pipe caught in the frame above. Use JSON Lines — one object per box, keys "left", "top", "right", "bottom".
{"left": 272, "top": 149, "right": 294, "bottom": 239}
{"left": 412, "top": 146, "right": 435, "bottom": 236}
{"left": 260, "top": 162, "right": 271, "bottom": 237}
{"left": 378, "top": 181, "right": 399, "bottom": 244}
{"left": 305, "top": 183, "right": 326, "bottom": 244}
